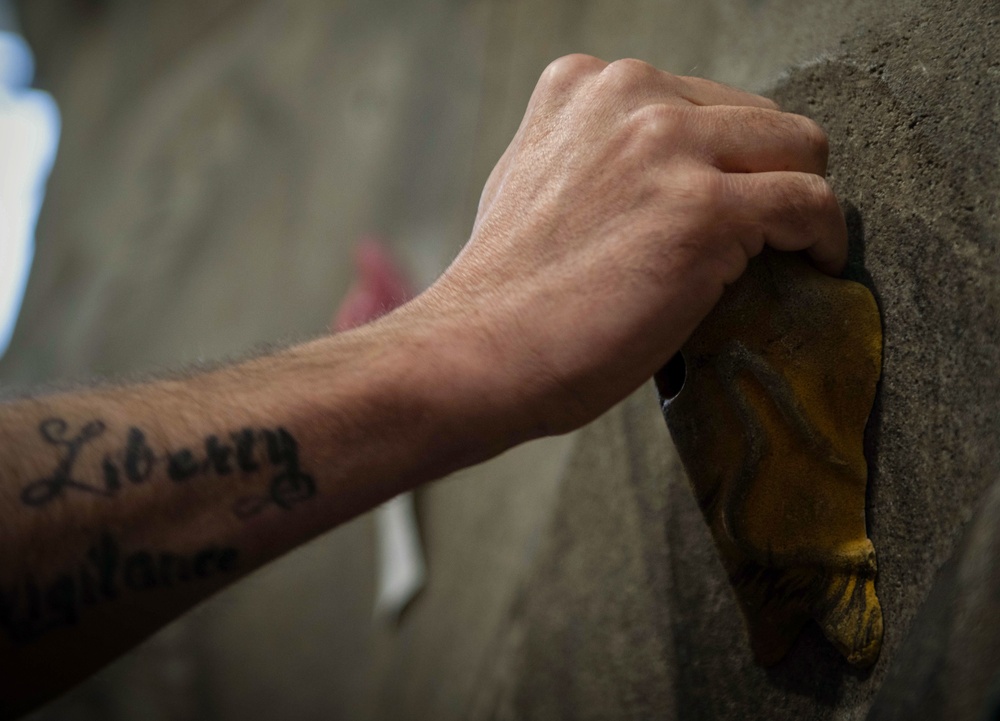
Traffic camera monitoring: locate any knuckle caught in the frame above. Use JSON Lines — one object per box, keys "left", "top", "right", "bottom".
{"left": 759, "top": 95, "right": 781, "bottom": 111}
{"left": 541, "top": 54, "right": 604, "bottom": 89}
{"left": 689, "top": 169, "right": 728, "bottom": 208}
{"left": 628, "top": 103, "right": 686, "bottom": 145}
{"left": 793, "top": 115, "right": 830, "bottom": 158}
{"left": 602, "top": 57, "right": 658, "bottom": 85}
{"left": 781, "top": 175, "right": 836, "bottom": 218}
{"left": 804, "top": 174, "right": 837, "bottom": 210}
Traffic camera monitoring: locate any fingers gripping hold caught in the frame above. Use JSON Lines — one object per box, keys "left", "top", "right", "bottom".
{"left": 696, "top": 106, "right": 831, "bottom": 176}
{"left": 724, "top": 172, "right": 848, "bottom": 275}
{"left": 449, "top": 55, "right": 851, "bottom": 436}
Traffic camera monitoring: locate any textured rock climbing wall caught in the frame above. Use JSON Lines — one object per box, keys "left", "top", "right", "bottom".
{"left": 4, "top": 0, "right": 998, "bottom": 719}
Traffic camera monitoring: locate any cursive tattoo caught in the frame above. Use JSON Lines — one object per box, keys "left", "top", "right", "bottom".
{"left": 231, "top": 429, "right": 317, "bottom": 519}
{"left": 22, "top": 419, "right": 317, "bottom": 518}
{"left": 21, "top": 419, "right": 113, "bottom": 506}
{"left": 0, "top": 534, "right": 239, "bottom": 645}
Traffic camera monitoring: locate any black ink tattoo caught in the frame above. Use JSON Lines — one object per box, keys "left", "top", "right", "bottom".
{"left": 23, "top": 420, "right": 317, "bottom": 519}
{"left": 21, "top": 419, "right": 112, "bottom": 506}
{"left": 232, "top": 429, "right": 316, "bottom": 519}
{"left": 167, "top": 448, "right": 200, "bottom": 481}
{"left": 123, "top": 427, "right": 155, "bottom": 483}
{"left": 0, "top": 534, "right": 239, "bottom": 645}
{"left": 232, "top": 429, "right": 260, "bottom": 473}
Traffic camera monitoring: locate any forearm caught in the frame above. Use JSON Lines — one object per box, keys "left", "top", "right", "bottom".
{"left": 0, "top": 313, "right": 497, "bottom": 717}
{"left": 0, "top": 52, "right": 849, "bottom": 719}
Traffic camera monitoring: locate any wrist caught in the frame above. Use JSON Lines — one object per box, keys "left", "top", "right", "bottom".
{"left": 366, "top": 304, "right": 539, "bottom": 474}
{"left": 263, "top": 309, "right": 528, "bottom": 504}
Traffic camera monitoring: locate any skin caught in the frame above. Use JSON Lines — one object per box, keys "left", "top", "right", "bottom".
{"left": 0, "top": 55, "right": 845, "bottom": 718}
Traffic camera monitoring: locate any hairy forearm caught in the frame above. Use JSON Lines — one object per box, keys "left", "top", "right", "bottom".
{"left": 0, "top": 313, "right": 498, "bottom": 717}
{"left": 0, "top": 51, "right": 850, "bottom": 718}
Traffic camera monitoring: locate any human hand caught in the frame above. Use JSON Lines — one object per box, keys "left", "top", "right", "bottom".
{"left": 412, "top": 55, "right": 847, "bottom": 440}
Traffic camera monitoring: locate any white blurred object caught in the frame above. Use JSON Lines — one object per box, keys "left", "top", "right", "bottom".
{"left": 0, "top": 24, "right": 60, "bottom": 358}
{"left": 373, "top": 492, "right": 426, "bottom": 619}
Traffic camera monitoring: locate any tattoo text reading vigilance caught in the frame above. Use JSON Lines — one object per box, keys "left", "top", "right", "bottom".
{"left": 21, "top": 418, "right": 316, "bottom": 518}
{"left": 0, "top": 534, "right": 238, "bottom": 644}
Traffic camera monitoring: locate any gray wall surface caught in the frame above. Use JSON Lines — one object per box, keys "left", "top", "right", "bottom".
{"left": 5, "top": 0, "right": 999, "bottom": 719}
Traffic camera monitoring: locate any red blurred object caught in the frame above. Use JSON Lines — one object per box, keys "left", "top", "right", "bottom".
{"left": 333, "top": 237, "right": 415, "bottom": 333}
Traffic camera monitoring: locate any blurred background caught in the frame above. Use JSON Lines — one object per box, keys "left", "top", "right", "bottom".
{"left": 0, "top": 1, "right": 913, "bottom": 719}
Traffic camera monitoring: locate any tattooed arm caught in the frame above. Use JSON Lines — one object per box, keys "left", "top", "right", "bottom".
{"left": 0, "top": 316, "right": 511, "bottom": 716}
{"left": 0, "top": 55, "right": 844, "bottom": 717}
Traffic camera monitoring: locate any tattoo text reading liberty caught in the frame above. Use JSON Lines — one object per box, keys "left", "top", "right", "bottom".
{"left": 21, "top": 418, "right": 317, "bottom": 518}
